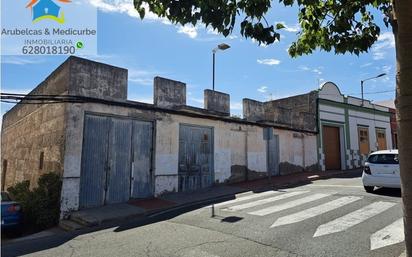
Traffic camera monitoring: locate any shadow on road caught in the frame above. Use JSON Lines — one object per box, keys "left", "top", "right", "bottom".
{"left": 1, "top": 169, "right": 366, "bottom": 257}
{"left": 372, "top": 187, "right": 401, "bottom": 198}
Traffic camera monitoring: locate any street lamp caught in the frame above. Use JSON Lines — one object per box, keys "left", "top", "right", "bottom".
{"left": 212, "top": 43, "right": 230, "bottom": 91}
{"left": 361, "top": 73, "right": 387, "bottom": 106}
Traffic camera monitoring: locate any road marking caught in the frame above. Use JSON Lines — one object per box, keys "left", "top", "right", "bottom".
{"left": 313, "top": 201, "right": 397, "bottom": 237}
{"left": 308, "top": 185, "right": 363, "bottom": 188}
{"left": 248, "top": 193, "right": 332, "bottom": 216}
{"left": 180, "top": 249, "right": 221, "bottom": 257}
{"left": 213, "top": 191, "right": 279, "bottom": 208}
{"left": 370, "top": 218, "right": 404, "bottom": 250}
{"left": 224, "top": 191, "right": 308, "bottom": 211}
{"left": 271, "top": 196, "right": 362, "bottom": 228}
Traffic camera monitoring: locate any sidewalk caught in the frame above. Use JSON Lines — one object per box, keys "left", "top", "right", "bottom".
{"left": 6, "top": 169, "right": 361, "bottom": 244}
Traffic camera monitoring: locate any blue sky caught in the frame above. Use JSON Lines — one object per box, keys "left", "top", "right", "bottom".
{"left": 1, "top": 0, "right": 396, "bottom": 117}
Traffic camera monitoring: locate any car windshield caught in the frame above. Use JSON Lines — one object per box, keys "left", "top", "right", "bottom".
{"left": 0, "top": 192, "right": 12, "bottom": 201}
{"left": 368, "top": 154, "right": 399, "bottom": 164}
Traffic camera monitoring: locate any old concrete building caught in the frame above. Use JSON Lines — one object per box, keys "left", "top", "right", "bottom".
{"left": 1, "top": 56, "right": 318, "bottom": 217}
{"left": 269, "top": 82, "right": 392, "bottom": 171}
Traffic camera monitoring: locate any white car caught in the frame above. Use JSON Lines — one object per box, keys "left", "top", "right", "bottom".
{"left": 362, "top": 149, "right": 400, "bottom": 192}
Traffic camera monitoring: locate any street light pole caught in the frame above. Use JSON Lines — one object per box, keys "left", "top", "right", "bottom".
{"left": 212, "top": 43, "right": 230, "bottom": 91}
{"left": 212, "top": 50, "right": 216, "bottom": 91}
{"left": 361, "top": 80, "right": 364, "bottom": 105}
{"left": 360, "top": 73, "right": 387, "bottom": 106}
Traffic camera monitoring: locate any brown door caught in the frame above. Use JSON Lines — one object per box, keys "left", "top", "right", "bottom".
{"left": 376, "top": 129, "right": 387, "bottom": 150}
{"left": 323, "top": 126, "right": 341, "bottom": 170}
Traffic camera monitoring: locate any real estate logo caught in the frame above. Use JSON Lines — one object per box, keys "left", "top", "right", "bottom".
{"left": 1, "top": 0, "right": 97, "bottom": 55}
{"left": 26, "top": 0, "right": 71, "bottom": 24}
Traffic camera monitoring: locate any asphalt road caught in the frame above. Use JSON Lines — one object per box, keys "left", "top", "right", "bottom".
{"left": 2, "top": 175, "right": 405, "bottom": 257}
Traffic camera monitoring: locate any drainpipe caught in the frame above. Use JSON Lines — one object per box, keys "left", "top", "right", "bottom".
{"left": 302, "top": 135, "right": 306, "bottom": 171}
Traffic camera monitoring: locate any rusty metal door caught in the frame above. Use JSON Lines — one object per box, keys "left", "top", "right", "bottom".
{"left": 105, "top": 118, "right": 132, "bottom": 204}
{"left": 323, "top": 126, "right": 341, "bottom": 170}
{"left": 178, "top": 125, "right": 213, "bottom": 192}
{"left": 79, "top": 115, "right": 110, "bottom": 209}
{"left": 80, "top": 115, "right": 153, "bottom": 209}
{"left": 130, "top": 120, "right": 153, "bottom": 199}
{"left": 267, "top": 134, "right": 280, "bottom": 176}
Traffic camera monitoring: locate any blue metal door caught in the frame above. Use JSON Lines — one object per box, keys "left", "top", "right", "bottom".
{"left": 105, "top": 118, "right": 132, "bottom": 204}
{"left": 178, "top": 125, "right": 213, "bottom": 192}
{"left": 79, "top": 115, "right": 153, "bottom": 209}
{"left": 130, "top": 120, "right": 153, "bottom": 199}
{"left": 79, "top": 115, "right": 110, "bottom": 209}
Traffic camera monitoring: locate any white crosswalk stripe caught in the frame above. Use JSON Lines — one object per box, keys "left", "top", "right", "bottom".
{"left": 248, "top": 193, "right": 332, "bottom": 216}
{"left": 370, "top": 218, "right": 404, "bottom": 250}
{"left": 313, "top": 201, "right": 396, "bottom": 237}
{"left": 212, "top": 189, "right": 401, "bottom": 251}
{"left": 213, "top": 191, "right": 280, "bottom": 208}
{"left": 224, "top": 191, "right": 308, "bottom": 211}
{"left": 271, "top": 196, "right": 363, "bottom": 228}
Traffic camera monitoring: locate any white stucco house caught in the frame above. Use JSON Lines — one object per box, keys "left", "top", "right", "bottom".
{"left": 317, "top": 82, "right": 392, "bottom": 171}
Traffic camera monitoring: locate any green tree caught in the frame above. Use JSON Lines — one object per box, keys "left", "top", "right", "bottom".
{"left": 135, "top": 0, "right": 411, "bottom": 254}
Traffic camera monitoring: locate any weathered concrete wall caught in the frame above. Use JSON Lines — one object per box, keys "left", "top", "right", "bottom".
{"left": 1, "top": 61, "right": 70, "bottom": 190}
{"left": 154, "top": 114, "right": 268, "bottom": 195}
{"left": 60, "top": 100, "right": 319, "bottom": 215}
{"left": 243, "top": 98, "right": 265, "bottom": 121}
{"left": 264, "top": 91, "right": 318, "bottom": 132}
{"left": 154, "top": 77, "right": 186, "bottom": 108}
{"left": 276, "top": 130, "right": 319, "bottom": 175}
{"left": 204, "top": 89, "right": 230, "bottom": 116}
{"left": 68, "top": 56, "right": 128, "bottom": 101}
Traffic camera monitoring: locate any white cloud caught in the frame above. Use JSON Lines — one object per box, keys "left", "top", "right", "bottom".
{"left": 382, "top": 65, "right": 392, "bottom": 74}
{"left": 177, "top": 25, "right": 198, "bottom": 39}
{"left": 312, "top": 68, "right": 322, "bottom": 75}
{"left": 89, "top": 0, "right": 171, "bottom": 23}
{"left": 128, "top": 68, "right": 159, "bottom": 86}
{"left": 360, "top": 62, "right": 373, "bottom": 68}
{"left": 252, "top": 38, "right": 269, "bottom": 48}
{"left": 207, "top": 27, "right": 219, "bottom": 35}
{"left": 257, "top": 86, "right": 268, "bottom": 93}
{"left": 0, "top": 88, "right": 32, "bottom": 94}
{"left": 276, "top": 21, "right": 300, "bottom": 33}
{"left": 372, "top": 32, "right": 395, "bottom": 60}
{"left": 1, "top": 56, "right": 44, "bottom": 65}
{"left": 298, "top": 65, "right": 310, "bottom": 71}
{"left": 189, "top": 97, "right": 203, "bottom": 104}
{"left": 257, "top": 58, "right": 281, "bottom": 66}
{"left": 127, "top": 93, "right": 153, "bottom": 103}
{"left": 230, "top": 102, "right": 242, "bottom": 110}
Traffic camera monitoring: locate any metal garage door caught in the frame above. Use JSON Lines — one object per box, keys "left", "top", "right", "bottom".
{"left": 79, "top": 114, "right": 153, "bottom": 209}
{"left": 130, "top": 121, "right": 153, "bottom": 199}
{"left": 323, "top": 126, "right": 341, "bottom": 170}
{"left": 178, "top": 124, "right": 213, "bottom": 192}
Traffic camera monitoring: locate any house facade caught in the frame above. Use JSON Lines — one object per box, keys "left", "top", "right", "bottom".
{"left": 317, "top": 82, "right": 392, "bottom": 171}
{"left": 1, "top": 57, "right": 319, "bottom": 218}
{"left": 267, "top": 82, "right": 393, "bottom": 171}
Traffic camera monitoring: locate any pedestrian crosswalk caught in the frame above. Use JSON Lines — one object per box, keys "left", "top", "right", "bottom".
{"left": 313, "top": 201, "right": 396, "bottom": 237}
{"left": 214, "top": 190, "right": 403, "bottom": 251}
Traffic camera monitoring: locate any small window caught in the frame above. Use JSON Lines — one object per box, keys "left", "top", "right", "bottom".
{"left": 39, "top": 152, "right": 44, "bottom": 170}
{"left": 368, "top": 154, "right": 399, "bottom": 164}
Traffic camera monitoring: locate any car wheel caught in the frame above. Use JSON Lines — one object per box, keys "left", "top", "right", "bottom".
{"left": 364, "top": 186, "right": 374, "bottom": 193}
